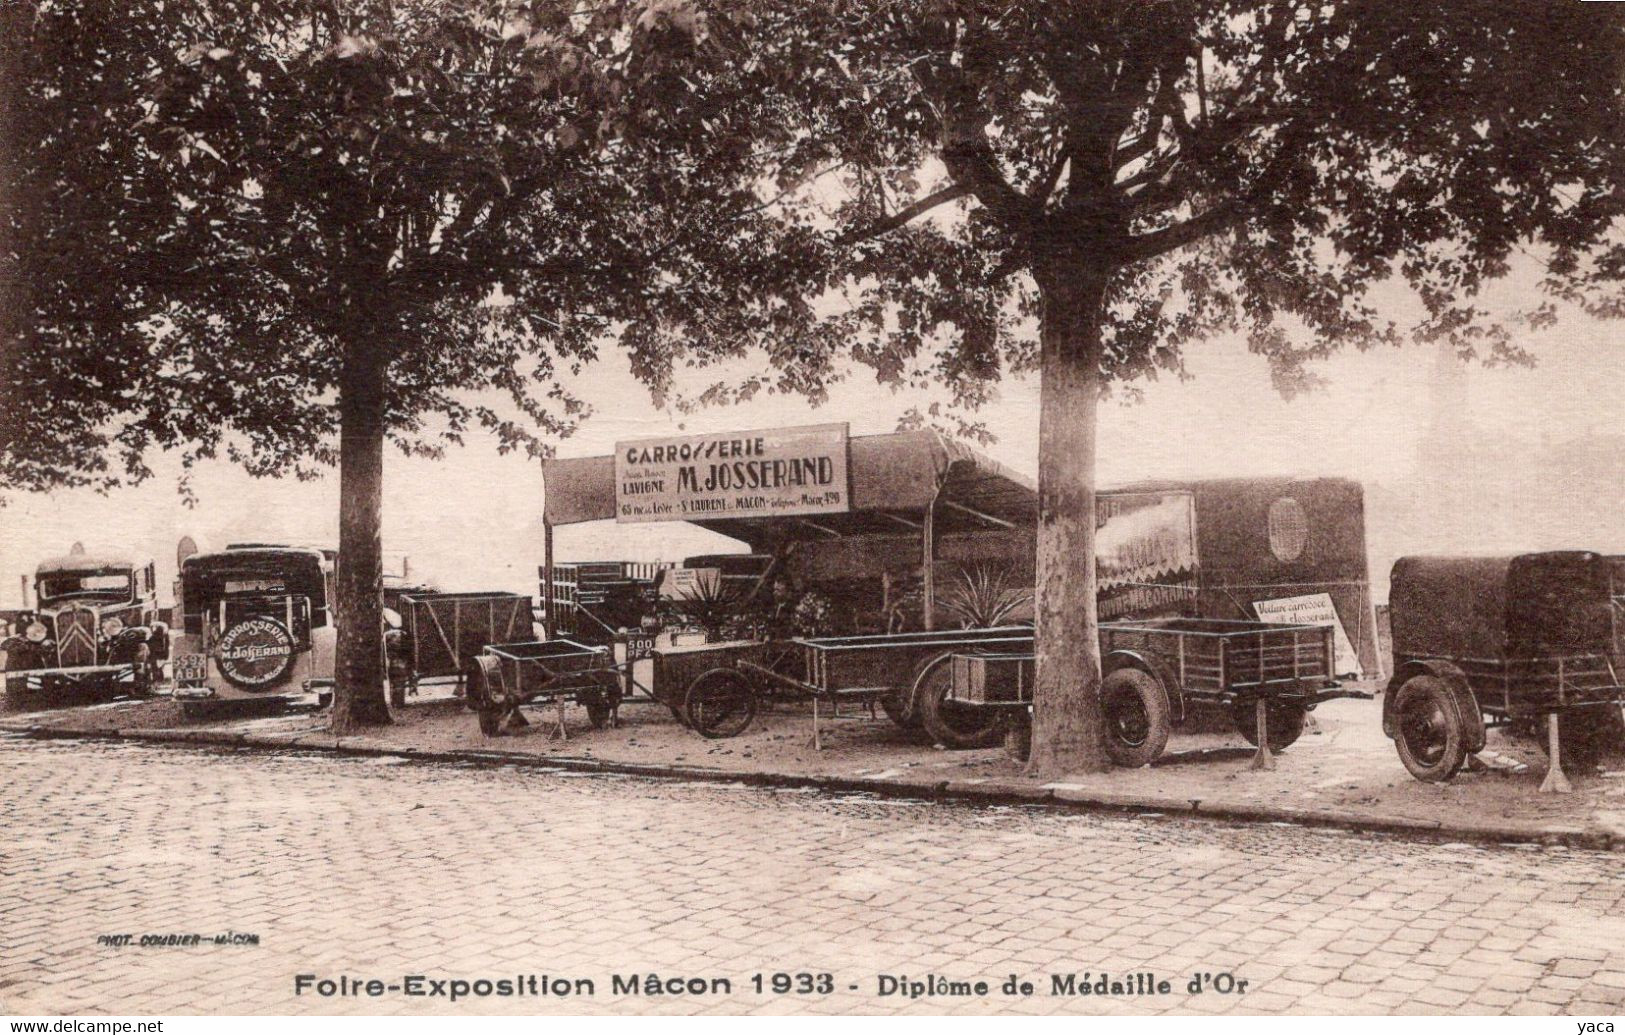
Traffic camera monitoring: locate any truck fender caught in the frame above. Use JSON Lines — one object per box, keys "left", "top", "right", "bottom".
{"left": 1103, "top": 650, "right": 1185, "bottom": 725}
{"left": 309, "top": 624, "right": 338, "bottom": 683}
{"left": 1384, "top": 659, "right": 1485, "bottom": 754}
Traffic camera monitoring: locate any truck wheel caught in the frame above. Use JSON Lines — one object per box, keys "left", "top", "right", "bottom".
{"left": 1102, "top": 668, "right": 1171, "bottom": 768}
{"left": 1533, "top": 706, "right": 1624, "bottom": 772}
{"left": 1392, "top": 675, "right": 1470, "bottom": 782}
{"left": 1232, "top": 698, "right": 1308, "bottom": 753}
{"left": 132, "top": 649, "right": 156, "bottom": 698}
{"left": 916, "top": 653, "right": 1003, "bottom": 750}
{"left": 584, "top": 675, "right": 620, "bottom": 729}
{"left": 685, "top": 669, "right": 757, "bottom": 739}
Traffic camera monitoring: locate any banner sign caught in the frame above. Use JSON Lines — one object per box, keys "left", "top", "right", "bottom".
{"left": 1096, "top": 492, "right": 1199, "bottom": 620}
{"left": 614, "top": 424, "right": 850, "bottom": 524}
{"left": 658, "top": 567, "right": 722, "bottom": 601}
{"left": 1253, "top": 592, "right": 1361, "bottom": 677}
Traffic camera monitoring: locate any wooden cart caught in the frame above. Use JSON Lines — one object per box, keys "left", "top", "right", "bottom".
{"left": 944, "top": 617, "right": 1368, "bottom": 767}
{"left": 462, "top": 639, "right": 623, "bottom": 738}
{"left": 675, "top": 626, "right": 1035, "bottom": 748}
{"left": 388, "top": 591, "right": 534, "bottom": 705}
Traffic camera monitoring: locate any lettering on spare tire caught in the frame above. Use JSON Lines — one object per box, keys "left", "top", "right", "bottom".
{"left": 216, "top": 618, "right": 295, "bottom": 688}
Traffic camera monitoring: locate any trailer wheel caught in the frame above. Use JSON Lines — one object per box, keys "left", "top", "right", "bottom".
{"left": 1232, "top": 698, "right": 1308, "bottom": 753}
{"left": 916, "top": 653, "right": 1003, "bottom": 750}
{"left": 1392, "top": 675, "right": 1470, "bottom": 782}
{"left": 685, "top": 668, "right": 757, "bottom": 739}
{"left": 465, "top": 656, "right": 509, "bottom": 737}
{"left": 584, "top": 674, "right": 621, "bottom": 730}
{"left": 1102, "top": 668, "right": 1171, "bottom": 768}
{"left": 1533, "top": 705, "right": 1624, "bottom": 772}
{"left": 879, "top": 690, "right": 917, "bottom": 732}
{"left": 477, "top": 703, "right": 504, "bottom": 737}
{"left": 1003, "top": 713, "right": 1032, "bottom": 763}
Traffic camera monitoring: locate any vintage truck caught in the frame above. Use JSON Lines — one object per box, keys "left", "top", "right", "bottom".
{"left": 1, "top": 552, "right": 167, "bottom": 707}
{"left": 169, "top": 545, "right": 337, "bottom": 710}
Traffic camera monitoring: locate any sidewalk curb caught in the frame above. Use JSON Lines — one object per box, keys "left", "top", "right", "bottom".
{"left": 5, "top": 720, "right": 1617, "bottom": 852}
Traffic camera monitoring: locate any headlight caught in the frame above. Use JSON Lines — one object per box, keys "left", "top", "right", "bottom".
{"left": 100, "top": 616, "right": 125, "bottom": 638}
{"left": 25, "top": 622, "right": 47, "bottom": 643}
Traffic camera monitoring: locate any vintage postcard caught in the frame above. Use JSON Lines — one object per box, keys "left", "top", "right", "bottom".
{"left": 2, "top": 0, "right": 1622, "bottom": 1023}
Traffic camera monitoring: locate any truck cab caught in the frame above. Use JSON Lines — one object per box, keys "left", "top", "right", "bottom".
{"left": 1, "top": 553, "right": 166, "bottom": 706}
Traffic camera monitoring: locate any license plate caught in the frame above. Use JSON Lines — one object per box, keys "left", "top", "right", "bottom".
{"left": 172, "top": 653, "right": 209, "bottom": 684}
{"left": 623, "top": 634, "right": 655, "bottom": 661}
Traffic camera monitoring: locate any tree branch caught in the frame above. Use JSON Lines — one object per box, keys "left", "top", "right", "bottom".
{"left": 836, "top": 182, "right": 970, "bottom": 245}
{"left": 1124, "top": 199, "right": 1240, "bottom": 261}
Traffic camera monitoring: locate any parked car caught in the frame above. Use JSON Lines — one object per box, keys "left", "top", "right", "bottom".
{"left": 0, "top": 552, "right": 167, "bottom": 706}
{"left": 1384, "top": 551, "right": 1625, "bottom": 783}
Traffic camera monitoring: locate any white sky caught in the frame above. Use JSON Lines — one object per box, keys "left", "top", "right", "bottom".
{"left": 1, "top": 267, "right": 1620, "bottom": 609}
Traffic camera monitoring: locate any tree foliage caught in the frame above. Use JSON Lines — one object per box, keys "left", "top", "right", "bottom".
{"left": 671, "top": 0, "right": 1625, "bottom": 405}
{"left": 0, "top": 0, "right": 837, "bottom": 492}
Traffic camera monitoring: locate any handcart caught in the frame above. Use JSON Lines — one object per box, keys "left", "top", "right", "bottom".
{"left": 463, "top": 639, "right": 623, "bottom": 738}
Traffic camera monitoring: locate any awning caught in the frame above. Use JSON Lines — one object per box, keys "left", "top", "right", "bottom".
{"left": 541, "top": 430, "right": 1037, "bottom": 546}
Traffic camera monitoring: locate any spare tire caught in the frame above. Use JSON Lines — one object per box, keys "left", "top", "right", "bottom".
{"left": 214, "top": 617, "right": 297, "bottom": 691}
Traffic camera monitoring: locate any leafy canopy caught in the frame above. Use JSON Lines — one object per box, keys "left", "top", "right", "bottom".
{"left": 674, "top": 0, "right": 1625, "bottom": 410}
{"left": 0, "top": 0, "right": 841, "bottom": 495}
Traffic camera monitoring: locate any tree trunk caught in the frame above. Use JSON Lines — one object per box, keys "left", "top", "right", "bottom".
{"left": 1025, "top": 262, "right": 1111, "bottom": 777}
{"left": 330, "top": 334, "right": 392, "bottom": 733}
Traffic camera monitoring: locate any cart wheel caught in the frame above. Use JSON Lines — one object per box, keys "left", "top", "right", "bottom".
{"left": 465, "top": 656, "right": 508, "bottom": 735}
{"left": 477, "top": 704, "right": 504, "bottom": 737}
{"left": 1392, "top": 675, "right": 1471, "bottom": 782}
{"left": 1232, "top": 698, "right": 1308, "bottom": 753}
{"left": 1101, "top": 668, "right": 1171, "bottom": 768}
{"left": 685, "top": 668, "right": 758, "bottom": 739}
{"left": 1003, "top": 713, "right": 1032, "bottom": 763}
{"left": 879, "top": 689, "right": 919, "bottom": 732}
{"left": 1532, "top": 705, "right": 1623, "bottom": 772}
{"left": 916, "top": 652, "right": 1003, "bottom": 750}
{"left": 464, "top": 656, "right": 498, "bottom": 707}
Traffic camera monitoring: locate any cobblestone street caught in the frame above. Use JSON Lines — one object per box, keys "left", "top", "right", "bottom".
{"left": 1, "top": 733, "right": 1622, "bottom": 1016}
